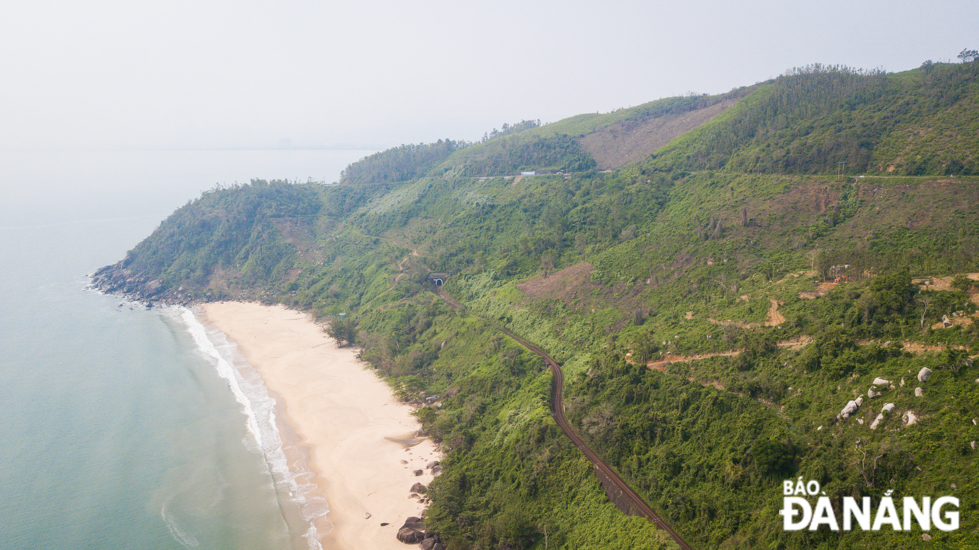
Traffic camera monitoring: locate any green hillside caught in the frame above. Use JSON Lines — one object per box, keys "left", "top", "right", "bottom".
{"left": 652, "top": 63, "right": 979, "bottom": 175}
{"left": 93, "top": 60, "right": 979, "bottom": 549}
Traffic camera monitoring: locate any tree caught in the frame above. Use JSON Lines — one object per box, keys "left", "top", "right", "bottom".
{"left": 539, "top": 250, "right": 556, "bottom": 278}
{"left": 958, "top": 48, "right": 978, "bottom": 63}
{"left": 326, "top": 316, "right": 358, "bottom": 347}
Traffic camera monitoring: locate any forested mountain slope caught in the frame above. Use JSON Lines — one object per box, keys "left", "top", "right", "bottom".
{"left": 94, "top": 61, "right": 979, "bottom": 549}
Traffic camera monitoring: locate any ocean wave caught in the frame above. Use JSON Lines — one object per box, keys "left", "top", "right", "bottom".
{"left": 169, "top": 306, "right": 329, "bottom": 550}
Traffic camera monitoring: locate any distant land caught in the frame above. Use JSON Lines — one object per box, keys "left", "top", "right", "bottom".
{"left": 94, "top": 60, "right": 979, "bottom": 549}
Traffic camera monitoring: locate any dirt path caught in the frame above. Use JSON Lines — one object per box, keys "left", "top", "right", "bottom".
{"left": 647, "top": 351, "right": 741, "bottom": 372}
{"left": 392, "top": 250, "right": 422, "bottom": 284}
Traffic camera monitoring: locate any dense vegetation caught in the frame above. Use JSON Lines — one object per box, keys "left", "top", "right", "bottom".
{"left": 652, "top": 63, "right": 979, "bottom": 175}
{"left": 99, "top": 60, "right": 979, "bottom": 549}
{"left": 339, "top": 140, "right": 466, "bottom": 184}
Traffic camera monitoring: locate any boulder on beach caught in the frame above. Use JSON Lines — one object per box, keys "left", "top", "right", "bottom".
{"left": 396, "top": 517, "right": 428, "bottom": 544}
{"left": 411, "top": 482, "right": 427, "bottom": 494}
{"left": 413, "top": 469, "right": 423, "bottom": 476}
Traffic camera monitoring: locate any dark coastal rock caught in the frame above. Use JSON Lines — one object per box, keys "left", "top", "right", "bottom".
{"left": 431, "top": 465, "right": 442, "bottom": 476}
{"left": 396, "top": 517, "right": 428, "bottom": 543}
{"left": 425, "top": 460, "right": 439, "bottom": 469}
{"left": 413, "top": 469, "right": 423, "bottom": 476}
{"left": 410, "top": 482, "right": 427, "bottom": 493}
{"left": 397, "top": 527, "right": 426, "bottom": 544}
{"left": 89, "top": 261, "right": 197, "bottom": 306}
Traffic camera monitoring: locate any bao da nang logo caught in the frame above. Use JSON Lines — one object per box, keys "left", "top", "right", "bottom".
{"left": 780, "top": 478, "right": 959, "bottom": 531}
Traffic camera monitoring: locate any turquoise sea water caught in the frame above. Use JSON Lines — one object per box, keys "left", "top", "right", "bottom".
{"left": 0, "top": 149, "right": 370, "bottom": 549}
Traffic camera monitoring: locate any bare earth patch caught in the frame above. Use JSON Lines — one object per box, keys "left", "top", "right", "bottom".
{"left": 578, "top": 98, "right": 740, "bottom": 170}
{"left": 777, "top": 336, "right": 812, "bottom": 350}
{"left": 766, "top": 299, "right": 786, "bottom": 327}
{"left": 517, "top": 262, "right": 598, "bottom": 306}
{"left": 914, "top": 273, "right": 979, "bottom": 292}
{"left": 799, "top": 282, "right": 837, "bottom": 300}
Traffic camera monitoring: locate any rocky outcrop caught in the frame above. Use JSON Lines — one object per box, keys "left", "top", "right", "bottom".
{"left": 88, "top": 262, "right": 197, "bottom": 306}
{"left": 397, "top": 517, "right": 443, "bottom": 548}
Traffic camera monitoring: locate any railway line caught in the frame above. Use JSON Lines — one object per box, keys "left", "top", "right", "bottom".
{"left": 434, "top": 290, "right": 693, "bottom": 550}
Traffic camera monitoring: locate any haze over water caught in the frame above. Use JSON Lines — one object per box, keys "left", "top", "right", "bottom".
{"left": 0, "top": 149, "right": 369, "bottom": 549}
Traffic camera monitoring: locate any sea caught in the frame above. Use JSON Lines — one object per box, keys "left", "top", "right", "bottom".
{"left": 0, "top": 149, "right": 373, "bottom": 550}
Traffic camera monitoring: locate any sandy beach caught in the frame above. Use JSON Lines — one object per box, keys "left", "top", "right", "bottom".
{"left": 199, "top": 302, "right": 439, "bottom": 550}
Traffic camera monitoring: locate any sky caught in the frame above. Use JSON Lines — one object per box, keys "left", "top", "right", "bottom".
{"left": 1, "top": 0, "right": 977, "bottom": 152}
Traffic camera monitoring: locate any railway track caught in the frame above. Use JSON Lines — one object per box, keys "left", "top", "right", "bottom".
{"left": 434, "top": 291, "right": 693, "bottom": 550}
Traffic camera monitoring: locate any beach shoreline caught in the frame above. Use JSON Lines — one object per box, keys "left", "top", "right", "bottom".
{"left": 198, "top": 302, "right": 440, "bottom": 550}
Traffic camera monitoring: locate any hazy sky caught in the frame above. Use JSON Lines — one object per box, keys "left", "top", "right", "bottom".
{"left": 2, "top": 0, "right": 977, "bottom": 151}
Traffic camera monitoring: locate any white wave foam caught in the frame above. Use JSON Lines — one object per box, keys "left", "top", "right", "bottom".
{"left": 176, "top": 307, "right": 264, "bottom": 450}
{"left": 168, "top": 306, "right": 329, "bottom": 550}
{"left": 161, "top": 498, "right": 200, "bottom": 549}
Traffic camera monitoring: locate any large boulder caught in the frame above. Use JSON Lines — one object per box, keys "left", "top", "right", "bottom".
{"left": 870, "top": 403, "right": 895, "bottom": 430}
{"left": 838, "top": 400, "right": 860, "bottom": 420}
{"left": 918, "top": 367, "right": 932, "bottom": 382}
{"left": 902, "top": 411, "right": 919, "bottom": 426}
{"left": 410, "top": 482, "right": 427, "bottom": 494}
{"left": 397, "top": 527, "right": 426, "bottom": 544}
{"left": 396, "top": 517, "right": 428, "bottom": 544}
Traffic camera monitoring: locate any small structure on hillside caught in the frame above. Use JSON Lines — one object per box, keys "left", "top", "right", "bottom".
{"left": 428, "top": 273, "right": 449, "bottom": 286}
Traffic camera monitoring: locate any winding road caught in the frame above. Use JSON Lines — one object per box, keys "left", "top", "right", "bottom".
{"left": 434, "top": 290, "right": 693, "bottom": 550}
